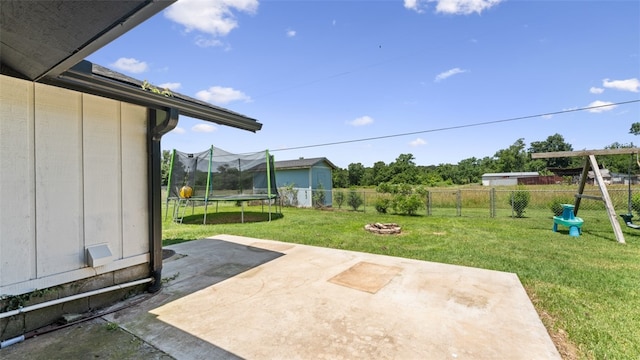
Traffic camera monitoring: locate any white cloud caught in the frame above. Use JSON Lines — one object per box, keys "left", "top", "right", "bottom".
{"left": 587, "top": 100, "right": 617, "bottom": 113}
{"left": 589, "top": 87, "right": 604, "bottom": 94}
{"left": 195, "top": 37, "right": 224, "bottom": 48}
{"left": 192, "top": 123, "right": 217, "bottom": 133}
{"left": 434, "top": 0, "right": 502, "bottom": 15}
{"left": 286, "top": 29, "right": 296, "bottom": 37}
{"left": 159, "top": 82, "right": 182, "bottom": 91}
{"left": 111, "top": 57, "right": 148, "bottom": 73}
{"left": 404, "top": 0, "right": 425, "bottom": 13}
{"left": 602, "top": 78, "right": 640, "bottom": 93}
{"left": 347, "top": 116, "right": 374, "bottom": 127}
{"left": 164, "top": 0, "right": 258, "bottom": 45}
{"left": 171, "top": 127, "right": 186, "bottom": 134}
{"left": 195, "top": 86, "right": 251, "bottom": 104}
{"left": 409, "top": 138, "right": 427, "bottom": 147}
{"left": 405, "top": 0, "right": 501, "bottom": 15}
{"left": 435, "top": 67, "right": 468, "bottom": 82}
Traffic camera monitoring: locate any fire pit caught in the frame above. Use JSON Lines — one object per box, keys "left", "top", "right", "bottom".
{"left": 365, "top": 223, "right": 401, "bottom": 235}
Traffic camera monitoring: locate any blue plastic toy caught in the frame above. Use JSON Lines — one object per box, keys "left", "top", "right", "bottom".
{"left": 553, "top": 204, "right": 584, "bottom": 237}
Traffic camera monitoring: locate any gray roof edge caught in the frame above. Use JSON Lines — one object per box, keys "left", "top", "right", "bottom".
{"left": 44, "top": 60, "right": 262, "bottom": 132}
{"left": 276, "top": 157, "right": 338, "bottom": 170}
{"left": 40, "top": 0, "right": 176, "bottom": 80}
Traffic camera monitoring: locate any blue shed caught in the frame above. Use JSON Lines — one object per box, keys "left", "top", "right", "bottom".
{"left": 275, "top": 157, "right": 337, "bottom": 207}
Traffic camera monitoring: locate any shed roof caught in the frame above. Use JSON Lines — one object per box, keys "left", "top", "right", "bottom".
{"left": 0, "top": 0, "right": 261, "bottom": 133}
{"left": 275, "top": 158, "right": 338, "bottom": 170}
{"left": 482, "top": 172, "right": 539, "bottom": 178}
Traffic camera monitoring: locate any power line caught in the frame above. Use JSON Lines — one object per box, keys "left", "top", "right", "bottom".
{"left": 268, "top": 99, "right": 640, "bottom": 153}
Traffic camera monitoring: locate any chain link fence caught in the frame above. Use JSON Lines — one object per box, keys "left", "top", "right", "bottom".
{"left": 295, "top": 186, "right": 638, "bottom": 218}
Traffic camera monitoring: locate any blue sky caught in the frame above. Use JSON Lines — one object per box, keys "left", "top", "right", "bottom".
{"left": 88, "top": 0, "right": 640, "bottom": 168}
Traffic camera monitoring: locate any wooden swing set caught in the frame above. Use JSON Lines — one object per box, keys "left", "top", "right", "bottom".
{"left": 532, "top": 148, "right": 640, "bottom": 244}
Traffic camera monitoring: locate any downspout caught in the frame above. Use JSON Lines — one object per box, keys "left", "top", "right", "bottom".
{"left": 148, "top": 108, "right": 179, "bottom": 292}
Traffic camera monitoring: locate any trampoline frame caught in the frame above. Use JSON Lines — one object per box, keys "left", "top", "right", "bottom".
{"left": 168, "top": 194, "right": 280, "bottom": 224}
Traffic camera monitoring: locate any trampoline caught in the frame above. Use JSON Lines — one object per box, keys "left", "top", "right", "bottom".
{"left": 166, "top": 146, "right": 279, "bottom": 224}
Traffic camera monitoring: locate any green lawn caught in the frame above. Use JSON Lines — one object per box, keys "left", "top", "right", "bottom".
{"left": 162, "top": 203, "right": 640, "bottom": 359}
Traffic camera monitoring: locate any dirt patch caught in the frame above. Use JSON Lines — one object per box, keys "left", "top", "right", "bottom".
{"left": 526, "top": 287, "right": 582, "bottom": 360}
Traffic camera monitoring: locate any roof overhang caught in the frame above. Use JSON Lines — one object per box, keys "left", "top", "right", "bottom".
{"left": 0, "top": 0, "right": 175, "bottom": 81}
{"left": 1, "top": 0, "right": 262, "bottom": 133}
{"left": 42, "top": 61, "right": 262, "bottom": 133}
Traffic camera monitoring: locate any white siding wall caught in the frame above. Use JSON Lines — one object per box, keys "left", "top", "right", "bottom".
{"left": 0, "top": 75, "right": 149, "bottom": 295}
{"left": 0, "top": 76, "right": 36, "bottom": 285}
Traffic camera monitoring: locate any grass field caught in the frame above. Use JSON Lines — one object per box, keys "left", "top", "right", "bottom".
{"left": 163, "top": 201, "right": 640, "bottom": 359}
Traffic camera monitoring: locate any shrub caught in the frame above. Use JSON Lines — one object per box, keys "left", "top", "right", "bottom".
{"left": 347, "top": 189, "right": 363, "bottom": 211}
{"left": 278, "top": 184, "right": 298, "bottom": 207}
{"left": 374, "top": 196, "right": 392, "bottom": 214}
{"left": 631, "top": 193, "right": 640, "bottom": 215}
{"left": 312, "top": 183, "right": 326, "bottom": 208}
{"left": 548, "top": 196, "right": 574, "bottom": 216}
{"left": 509, "top": 188, "right": 530, "bottom": 218}
{"left": 376, "top": 182, "right": 394, "bottom": 194}
{"left": 392, "top": 194, "right": 424, "bottom": 215}
{"left": 334, "top": 190, "right": 345, "bottom": 209}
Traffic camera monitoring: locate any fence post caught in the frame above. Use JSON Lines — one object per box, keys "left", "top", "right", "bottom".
{"left": 456, "top": 190, "right": 462, "bottom": 216}
{"left": 427, "top": 190, "right": 432, "bottom": 216}
{"left": 363, "top": 190, "right": 366, "bottom": 213}
{"left": 490, "top": 188, "right": 496, "bottom": 218}
{"left": 510, "top": 190, "right": 515, "bottom": 218}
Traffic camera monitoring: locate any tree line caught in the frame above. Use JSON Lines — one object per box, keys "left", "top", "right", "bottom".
{"left": 331, "top": 133, "right": 638, "bottom": 188}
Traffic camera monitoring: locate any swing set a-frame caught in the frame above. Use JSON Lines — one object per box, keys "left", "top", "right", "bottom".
{"left": 532, "top": 148, "right": 640, "bottom": 244}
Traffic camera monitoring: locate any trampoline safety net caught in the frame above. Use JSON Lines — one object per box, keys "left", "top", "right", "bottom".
{"left": 166, "top": 146, "right": 278, "bottom": 223}
{"left": 168, "top": 146, "right": 278, "bottom": 199}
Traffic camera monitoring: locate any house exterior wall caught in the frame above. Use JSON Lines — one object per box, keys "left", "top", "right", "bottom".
{"left": 276, "top": 169, "right": 311, "bottom": 207}
{"left": 276, "top": 163, "right": 334, "bottom": 207}
{"left": 276, "top": 168, "right": 310, "bottom": 188}
{"left": 0, "top": 75, "right": 150, "bottom": 296}
{"left": 310, "top": 164, "right": 333, "bottom": 206}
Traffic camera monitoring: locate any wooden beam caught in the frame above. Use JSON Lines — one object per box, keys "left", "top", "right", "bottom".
{"left": 531, "top": 148, "right": 640, "bottom": 159}
{"left": 574, "top": 157, "right": 591, "bottom": 215}
{"left": 575, "top": 194, "right": 603, "bottom": 201}
{"left": 588, "top": 155, "right": 626, "bottom": 244}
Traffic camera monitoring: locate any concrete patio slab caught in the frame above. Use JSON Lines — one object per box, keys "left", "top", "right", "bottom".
{"left": 1, "top": 234, "right": 560, "bottom": 359}
{"left": 115, "top": 235, "right": 559, "bottom": 359}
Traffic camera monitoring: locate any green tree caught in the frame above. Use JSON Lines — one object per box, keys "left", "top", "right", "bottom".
{"left": 347, "top": 162, "right": 366, "bottom": 186}
{"left": 528, "top": 133, "right": 573, "bottom": 168}
{"left": 371, "top": 161, "right": 392, "bottom": 185}
{"left": 456, "top": 157, "right": 482, "bottom": 184}
{"left": 390, "top": 154, "right": 419, "bottom": 184}
{"left": 630, "top": 122, "right": 640, "bottom": 135}
{"left": 161, "top": 150, "right": 172, "bottom": 186}
{"left": 332, "top": 168, "right": 349, "bottom": 188}
{"left": 494, "top": 138, "right": 528, "bottom": 173}
{"left": 600, "top": 142, "right": 636, "bottom": 173}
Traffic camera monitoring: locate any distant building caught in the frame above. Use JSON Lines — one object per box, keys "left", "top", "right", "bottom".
{"left": 275, "top": 157, "right": 337, "bottom": 207}
{"left": 481, "top": 172, "right": 539, "bottom": 186}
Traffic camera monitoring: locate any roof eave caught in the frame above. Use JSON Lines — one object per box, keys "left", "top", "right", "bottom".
{"left": 40, "top": 1, "right": 176, "bottom": 81}
{"left": 42, "top": 62, "right": 262, "bottom": 133}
